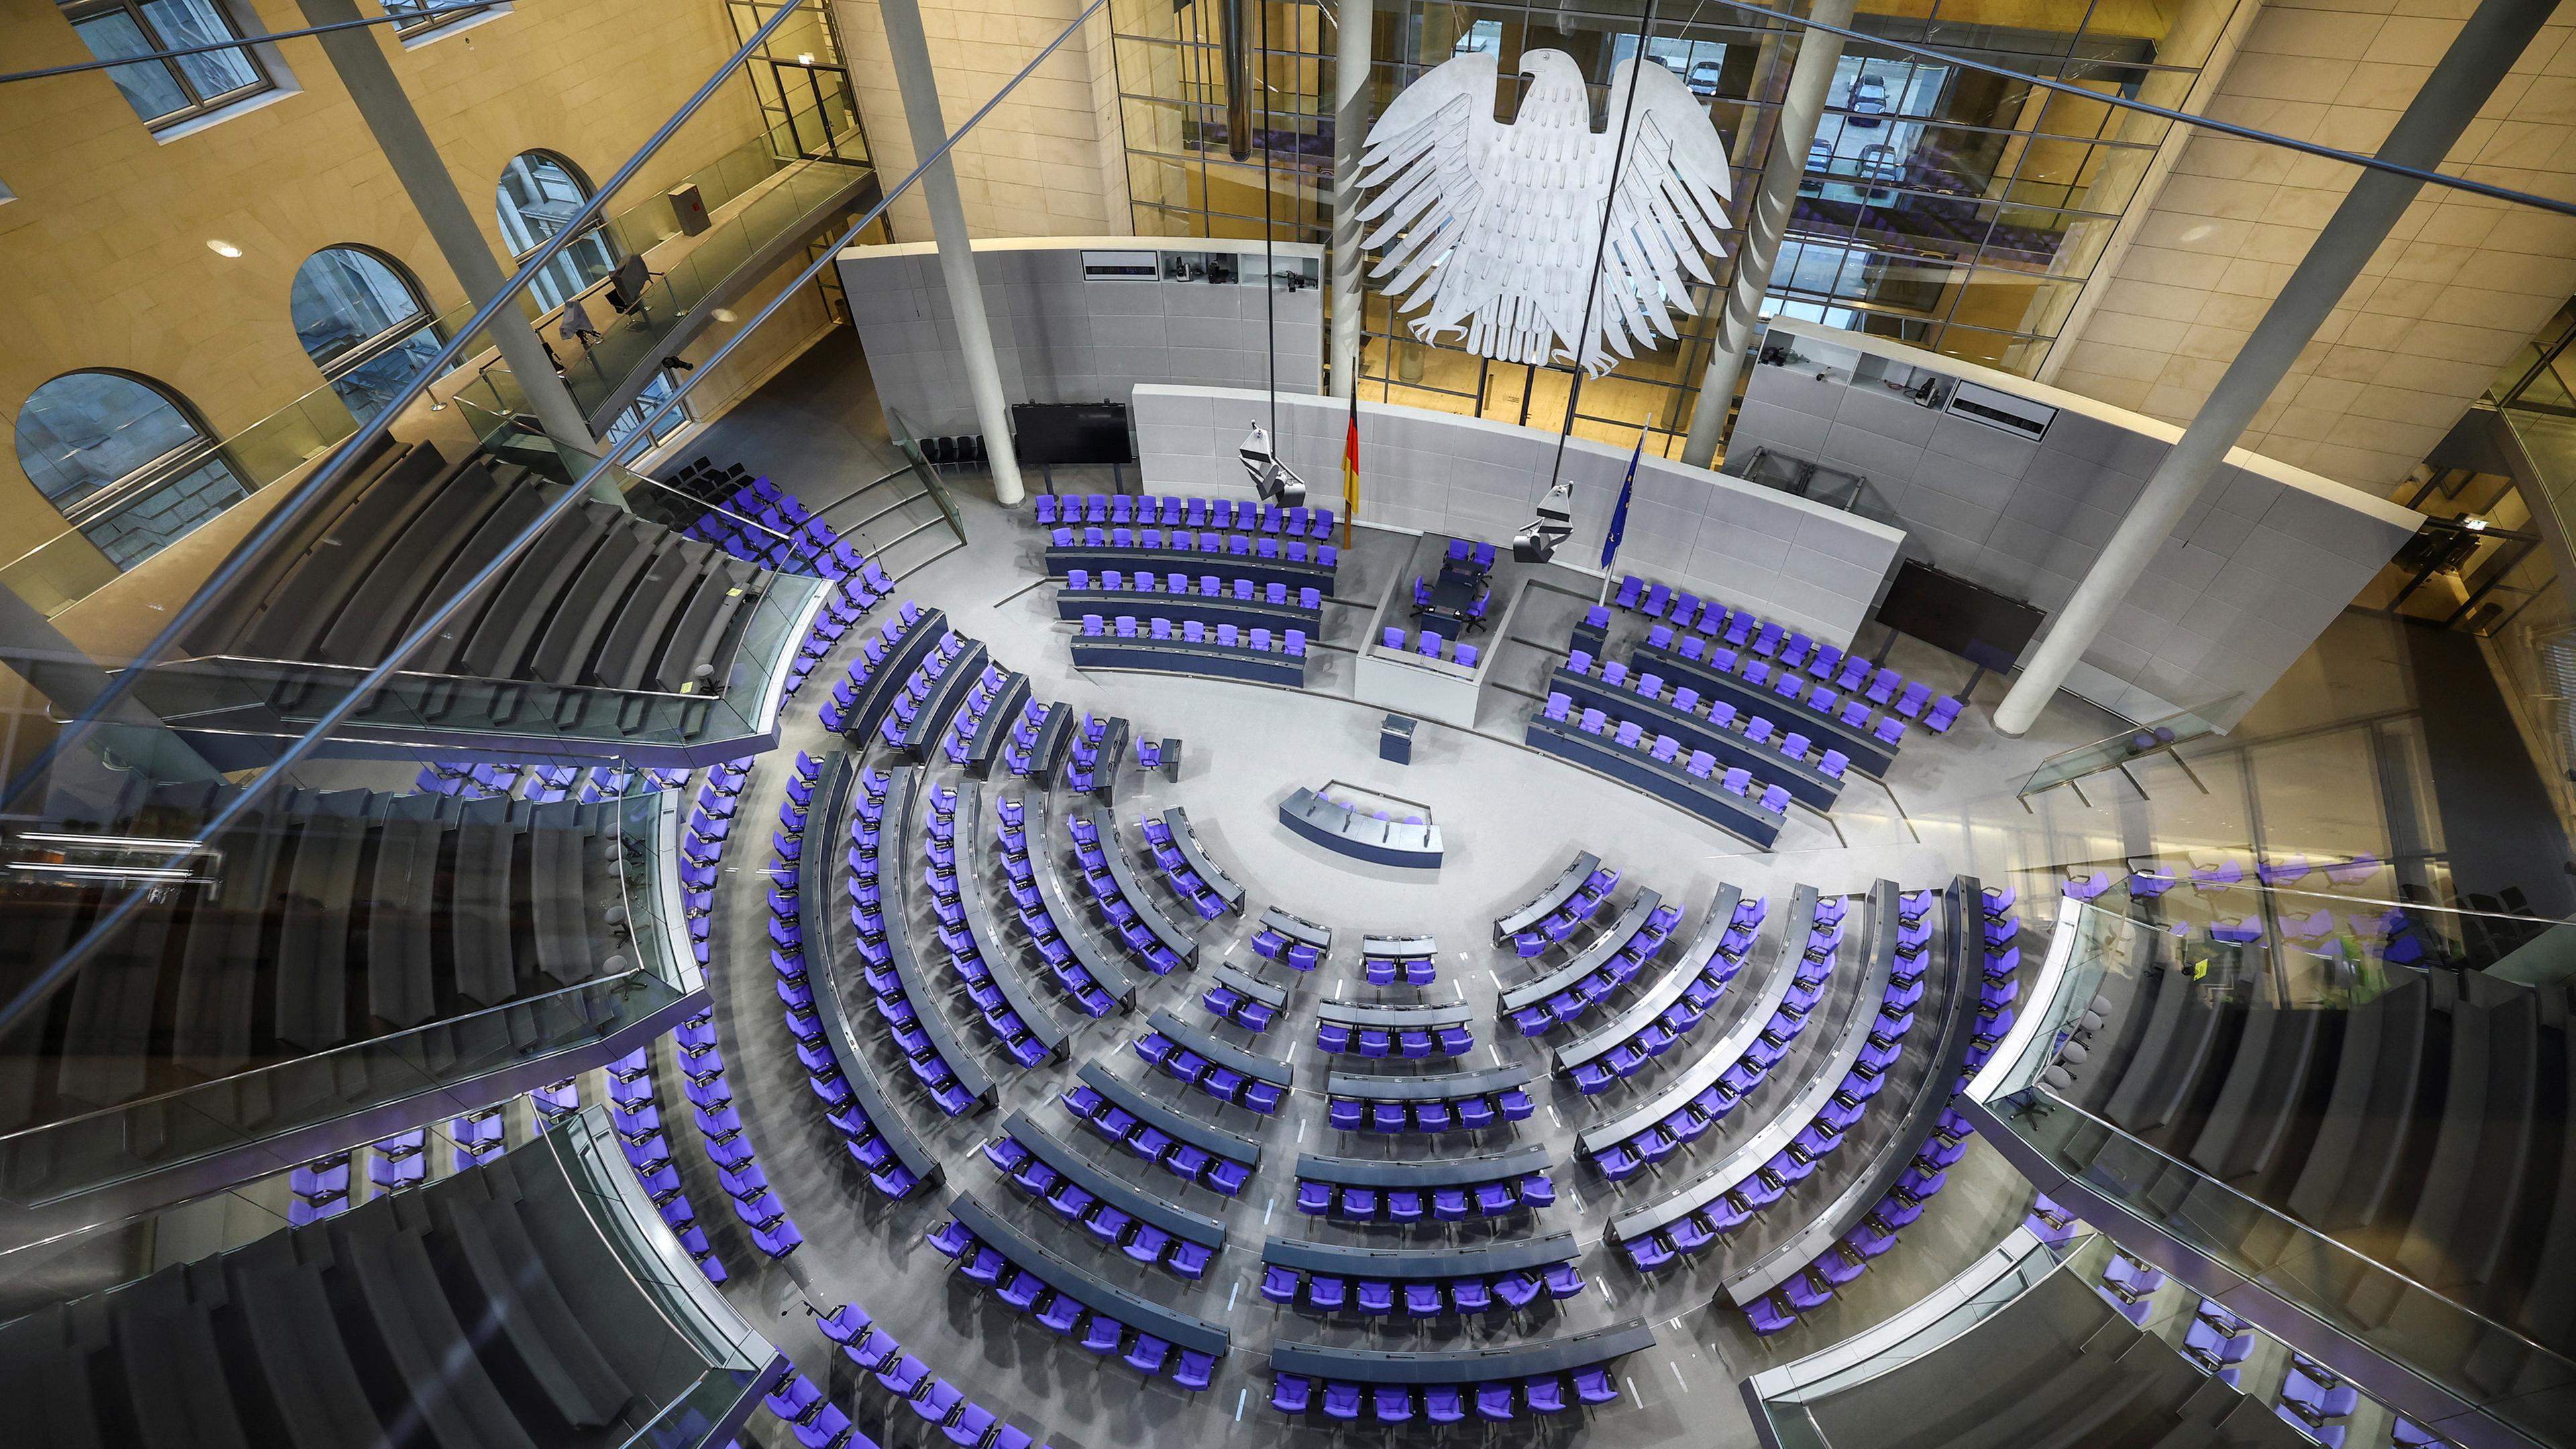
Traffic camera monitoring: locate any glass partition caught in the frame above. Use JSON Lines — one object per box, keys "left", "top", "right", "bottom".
{"left": 0, "top": 784, "right": 696, "bottom": 1224}
{"left": 1963, "top": 894, "right": 2576, "bottom": 1449}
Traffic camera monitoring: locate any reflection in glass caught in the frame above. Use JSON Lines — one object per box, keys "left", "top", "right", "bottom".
{"left": 60, "top": 0, "right": 270, "bottom": 128}
{"left": 291, "top": 246, "right": 445, "bottom": 422}
{"left": 497, "top": 151, "right": 621, "bottom": 312}
{"left": 13, "top": 370, "right": 249, "bottom": 569}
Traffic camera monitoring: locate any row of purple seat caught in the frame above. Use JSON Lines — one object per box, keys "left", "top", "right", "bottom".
{"left": 1559, "top": 649, "right": 1854, "bottom": 780}
{"left": 1619, "top": 891, "right": 1943, "bottom": 1273}
{"left": 1743, "top": 1126, "right": 1968, "bottom": 1335}
{"left": 981, "top": 1133, "right": 1214, "bottom": 1279}
{"left": 1506, "top": 863, "right": 1621, "bottom": 957}
{"left": 678, "top": 759, "right": 753, "bottom": 971}
{"left": 941, "top": 665, "right": 1013, "bottom": 766}
{"left": 1315, "top": 1015, "right": 1473, "bottom": 1058}
{"left": 1035, "top": 492, "right": 1338, "bottom": 538}
{"left": 926, "top": 1216, "right": 1221, "bottom": 1390}
{"left": 1069, "top": 812, "right": 1188, "bottom": 974}
{"left": 665, "top": 1025, "right": 811, "bottom": 1263}
{"left": 918, "top": 784, "right": 1054, "bottom": 1068}
{"left": 876, "top": 634, "right": 974, "bottom": 749}
{"left": 1136, "top": 1027, "right": 1289, "bottom": 1113}
{"left": 686, "top": 472, "right": 874, "bottom": 580}
{"left": 1000, "top": 698, "right": 1051, "bottom": 777}
{"left": 1362, "top": 943, "right": 1436, "bottom": 985}
{"left": 1746, "top": 883, "right": 2021, "bottom": 1327}
{"left": 1587, "top": 894, "right": 1858, "bottom": 1179}
{"left": 1075, "top": 612, "right": 1311, "bottom": 658}
{"left": 1272, "top": 1368, "right": 1619, "bottom": 1421}
{"left": 1564, "top": 896, "right": 1768, "bottom": 1092}
{"left": 1324, "top": 1084, "right": 1536, "bottom": 1134}
{"left": 836, "top": 768, "right": 981, "bottom": 1116}
{"left": 767, "top": 753, "right": 932, "bottom": 1199}
{"left": 1059, "top": 1077, "right": 1256, "bottom": 1196}
{"left": 1201, "top": 979, "right": 1278, "bottom": 1033}
{"left": 994, "top": 796, "right": 1124, "bottom": 1018}
{"left": 598, "top": 1051, "right": 727, "bottom": 1281}
{"left": 767, "top": 1301, "right": 1042, "bottom": 1449}
{"left": 1142, "top": 814, "right": 1230, "bottom": 920}
{"left": 816, "top": 600, "right": 930, "bottom": 733}
{"left": 1507, "top": 897, "right": 1687, "bottom": 1037}
{"left": 1257, "top": 1256, "right": 1582, "bottom": 1316}
{"left": 786, "top": 572, "right": 902, "bottom": 708}
{"left": 1063, "top": 711, "right": 1112, "bottom": 794}
{"left": 1049, "top": 525, "right": 1342, "bottom": 570}
{"left": 1293, "top": 1169, "right": 1556, "bottom": 1221}
{"left": 1066, "top": 568, "right": 1324, "bottom": 613}
{"left": 1609, "top": 574, "right": 1961, "bottom": 736}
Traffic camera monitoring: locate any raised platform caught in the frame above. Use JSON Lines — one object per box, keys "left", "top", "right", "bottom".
{"left": 1279, "top": 786, "right": 1443, "bottom": 868}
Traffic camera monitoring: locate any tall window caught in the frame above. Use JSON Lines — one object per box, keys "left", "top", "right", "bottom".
{"left": 496, "top": 151, "right": 618, "bottom": 313}
{"left": 292, "top": 246, "right": 444, "bottom": 422}
{"left": 15, "top": 372, "right": 250, "bottom": 570}
{"left": 381, "top": 0, "right": 492, "bottom": 37}
{"left": 59, "top": 0, "right": 272, "bottom": 131}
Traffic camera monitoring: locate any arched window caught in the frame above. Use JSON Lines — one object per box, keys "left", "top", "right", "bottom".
{"left": 291, "top": 246, "right": 444, "bottom": 422}
{"left": 14, "top": 371, "right": 249, "bottom": 570}
{"left": 495, "top": 150, "right": 618, "bottom": 313}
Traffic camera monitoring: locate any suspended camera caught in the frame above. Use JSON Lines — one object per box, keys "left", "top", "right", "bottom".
{"left": 1513, "top": 478, "right": 1576, "bottom": 564}
{"left": 1238, "top": 421, "right": 1307, "bottom": 508}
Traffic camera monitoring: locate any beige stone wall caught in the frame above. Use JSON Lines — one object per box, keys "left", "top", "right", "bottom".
{"left": 828, "top": 0, "right": 1127, "bottom": 240}
{"left": 0, "top": 0, "right": 762, "bottom": 561}
{"left": 2046, "top": 0, "right": 2576, "bottom": 493}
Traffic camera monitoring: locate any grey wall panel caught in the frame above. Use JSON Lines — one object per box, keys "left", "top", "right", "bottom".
{"left": 1729, "top": 323, "right": 2421, "bottom": 727}
{"left": 1132, "top": 385, "right": 1907, "bottom": 646}
{"left": 839, "top": 238, "right": 1324, "bottom": 439}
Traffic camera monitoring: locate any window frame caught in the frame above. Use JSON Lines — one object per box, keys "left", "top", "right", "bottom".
{"left": 291, "top": 245, "right": 447, "bottom": 420}
{"left": 58, "top": 0, "right": 274, "bottom": 131}
{"left": 495, "top": 150, "right": 621, "bottom": 313}
{"left": 14, "top": 369, "right": 252, "bottom": 570}
{"left": 380, "top": 0, "right": 494, "bottom": 40}
{"left": 292, "top": 246, "right": 439, "bottom": 382}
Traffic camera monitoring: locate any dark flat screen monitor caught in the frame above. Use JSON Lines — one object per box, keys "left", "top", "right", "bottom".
{"left": 1013, "top": 402, "right": 1133, "bottom": 466}
{"left": 1874, "top": 559, "right": 2043, "bottom": 672}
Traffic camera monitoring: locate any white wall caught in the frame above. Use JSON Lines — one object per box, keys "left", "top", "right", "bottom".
{"left": 1133, "top": 386, "right": 1909, "bottom": 647}
{"left": 839, "top": 237, "right": 1323, "bottom": 438}
{"left": 1733, "top": 322, "right": 2423, "bottom": 726}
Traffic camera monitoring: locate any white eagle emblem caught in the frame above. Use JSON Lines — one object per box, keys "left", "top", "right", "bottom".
{"left": 1356, "top": 49, "right": 1735, "bottom": 377}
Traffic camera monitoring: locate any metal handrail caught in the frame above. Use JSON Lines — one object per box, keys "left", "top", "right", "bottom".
{"left": 0, "top": 0, "right": 814, "bottom": 816}
{"left": 1, "top": 0, "right": 1112, "bottom": 1035}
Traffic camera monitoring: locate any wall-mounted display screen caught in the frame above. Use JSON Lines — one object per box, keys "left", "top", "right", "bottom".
{"left": 1014, "top": 402, "right": 1134, "bottom": 466}
{"left": 1875, "top": 559, "right": 2043, "bottom": 672}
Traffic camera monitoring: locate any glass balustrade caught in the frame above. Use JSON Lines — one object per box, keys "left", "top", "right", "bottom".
{"left": 0, "top": 786, "right": 698, "bottom": 1232}
{"left": 1964, "top": 894, "right": 2576, "bottom": 1449}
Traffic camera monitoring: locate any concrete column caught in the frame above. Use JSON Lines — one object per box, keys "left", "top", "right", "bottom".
{"left": 877, "top": 0, "right": 1026, "bottom": 506}
{"left": 1678, "top": 0, "right": 1856, "bottom": 469}
{"left": 1992, "top": 0, "right": 2559, "bottom": 737}
{"left": 294, "top": 0, "right": 602, "bottom": 476}
{"left": 1329, "top": 0, "right": 1375, "bottom": 399}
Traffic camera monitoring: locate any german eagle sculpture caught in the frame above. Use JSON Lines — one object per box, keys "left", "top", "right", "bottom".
{"left": 1356, "top": 49, "right": 1734, "bottom": 377}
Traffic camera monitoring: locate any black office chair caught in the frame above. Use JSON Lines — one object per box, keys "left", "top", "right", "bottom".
{"left": 930, "top": 436, "right": 957, "bottom": 467}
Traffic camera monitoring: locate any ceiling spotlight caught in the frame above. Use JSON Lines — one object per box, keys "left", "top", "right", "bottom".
{"left": 206, "top": 239, "right": 243, "bottom": 258}
{"left": 796, "top": 52, "right": 816, "bottom": 65}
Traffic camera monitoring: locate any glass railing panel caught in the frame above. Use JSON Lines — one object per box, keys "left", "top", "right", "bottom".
{"left": 565, "top": 155, "right": 870, "bottom": 419}
{"left": 1964, "top": 894, "right": 2576, "bottom": 1449}
{"left": 0, "top": 786, "right": 690, "bottom": 1216}
{"left": 2019, "top": 692, "right": 2244, "bottom": 798}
